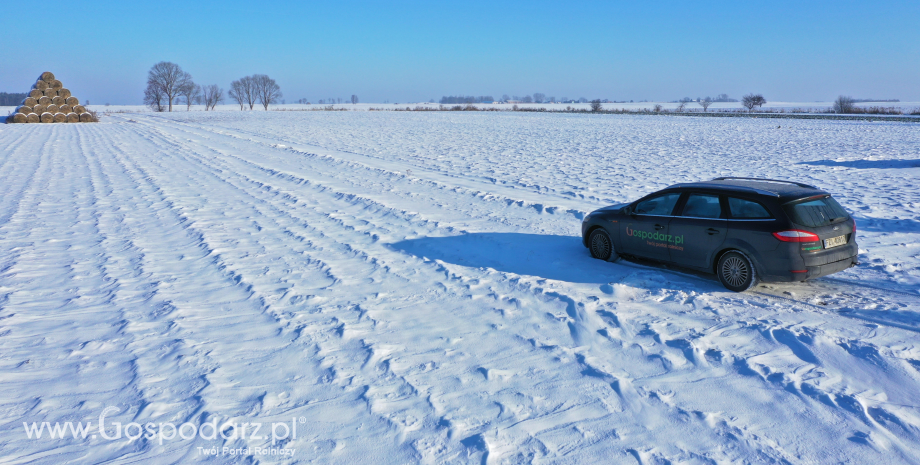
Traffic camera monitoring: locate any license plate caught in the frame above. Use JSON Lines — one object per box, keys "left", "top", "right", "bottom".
{"left": 824, "top": 235, "right": 846, "bottom": 249}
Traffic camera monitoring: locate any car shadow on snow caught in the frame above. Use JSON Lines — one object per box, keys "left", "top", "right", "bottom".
{"left": 389, "top": 232, "right": 724, "bottom": 288}
{"left": 390, "top": 233, "right": 615, "bottom": 283}
{"left": 798, "top": 159, "right": 920, "bottom": 169}
{"left": 853, "top": 216, "right": 920, "bottom": 233}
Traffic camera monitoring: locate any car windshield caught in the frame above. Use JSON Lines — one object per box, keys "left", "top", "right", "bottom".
{"left": 783, "top": 196, "right": 849, "bottom": 227}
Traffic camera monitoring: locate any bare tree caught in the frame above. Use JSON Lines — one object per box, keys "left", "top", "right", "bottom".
{"left": 522, "top": 95, "right": 533, "bottom": 103}
{"left": 742, "top": 93, "right": 766, "bottom": 111}
{"left": 351, "top": 94, "right": 358, "bottom": 104}
{"left": 144, "top": 84, "right": 165, "bottom": 112}
{"left": 590, "top": 99, "right": 603, "bottom": 112}
{"left": 179, "top": 82, "right": 201, "bottom": 111}
{"left": 698, "top": 97, "right": 713, "bottom": 112}
{"left": 201, "top": 84, "right": 224, "bottom": 111}
{"left": 533, "top": 93, "right": 546, "bottom": 104}
{"left": 833, "top": 95, "right": 856, "bottom": 114}
{"left": 675, "top": 102, "right": 687, "bottom": 112}
{"left": 252, "top": 74, "right": 282, "bottom": 110}
{"left": 242, "top": 76, "right": 258, "bottom": 110}
{"left": 146, "top": 62, "right": 192, "bottom": 112}
{"left": 229, "top": 80, "right": 245, "bottom": 110}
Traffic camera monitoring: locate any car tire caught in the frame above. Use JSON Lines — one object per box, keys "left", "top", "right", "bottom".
{"left": 717, "top": 251, "right": 758, "bottom": 292}
{"left": 588, "top": 229, "right": 619, "bottom": 262}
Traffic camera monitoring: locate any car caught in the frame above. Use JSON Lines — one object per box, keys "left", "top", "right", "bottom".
{"left": 581, "top": 177, "right": 859, "bottom": 292}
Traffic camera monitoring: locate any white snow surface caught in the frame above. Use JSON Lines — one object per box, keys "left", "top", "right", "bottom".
{"left": 1, "top": 111, "right": 919, "bottom": 464}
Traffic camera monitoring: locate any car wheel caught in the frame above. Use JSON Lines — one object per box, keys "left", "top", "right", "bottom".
{"left": 717, "top": 251, "right": 758, "bottom": 292}
{"left": 588, "top": 229, "right": 618, "bottom": 262}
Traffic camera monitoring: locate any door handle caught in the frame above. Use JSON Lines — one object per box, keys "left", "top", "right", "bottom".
{"left": 706, "top": 228, "right": 720, "bottom": 235}
{"left": 655, "top": 224, "right": 665, "bottom": 230}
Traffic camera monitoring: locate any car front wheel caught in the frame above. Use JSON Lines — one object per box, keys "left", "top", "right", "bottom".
{"left": 717, "top": 251, "right": 758, "bottom": 292}
{"left": 588, "top": 229, "right": 618, "bottom": 262}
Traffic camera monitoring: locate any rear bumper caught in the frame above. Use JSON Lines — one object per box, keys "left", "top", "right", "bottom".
{"left": 796, "top": 254, "right": 859, "bottom": 281}
{"left": 758, "top": 251, "right": 858, "bottom": 283}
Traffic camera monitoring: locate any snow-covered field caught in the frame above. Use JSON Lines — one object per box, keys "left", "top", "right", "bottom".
{"left": 6, "top": 100, "right": 920, "bottom": 116}
{"left": 1, "top": 111, "right": 919, "bottom": 464}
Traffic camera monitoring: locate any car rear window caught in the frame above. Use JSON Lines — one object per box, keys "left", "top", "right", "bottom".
{"left": 783, "top": 196, "right": 849, "bottom": 227}
{"left": 728, "top": 197, "right": 772, "bottom": 219}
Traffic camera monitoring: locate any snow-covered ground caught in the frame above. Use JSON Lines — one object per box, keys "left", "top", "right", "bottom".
{"left": 1, "top": 111, "right": 919, "bottom": 464}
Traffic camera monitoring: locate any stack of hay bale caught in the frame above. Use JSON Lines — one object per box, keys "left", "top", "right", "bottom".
{"left": 6, "top": 71, "right": 95, "bottom": 123}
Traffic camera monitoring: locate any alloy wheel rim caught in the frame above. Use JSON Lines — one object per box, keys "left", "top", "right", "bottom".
{"left": 721, "top": 256, "right": 749, "bottom": 287}
{"left": 591, "top": 233, "right": 610, "bottom": 259}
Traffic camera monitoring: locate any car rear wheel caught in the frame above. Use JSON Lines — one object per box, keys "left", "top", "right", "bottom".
{"left": 717, "top": 251, "right": 758, "bottom": 292}
{"left": 588, "top": 229, "right": 618, "bottom": 262}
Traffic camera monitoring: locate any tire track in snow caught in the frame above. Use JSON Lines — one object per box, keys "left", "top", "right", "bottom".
{"left": 129, "top": 115, "right": 590, "bottom": 227}
{"left": 125, "top": 120, "right": 451, "bottom": 461}
{"left": 0, "top": 125, "right": 153, "bottom": 463}
{"left": 92, "top": 125, "right": 410, "bottom": 462}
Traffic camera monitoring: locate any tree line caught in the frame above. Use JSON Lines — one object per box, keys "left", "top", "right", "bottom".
{"left": 439, "top": 95, "right": 494, "bottom": 104}
{"left": 144, "top": 61, "right": 282, "bottom": 112}
{"left": 0, "top": 92, "right": 28, "bottom": 106}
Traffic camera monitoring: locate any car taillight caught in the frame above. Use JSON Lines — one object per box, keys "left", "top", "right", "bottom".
{"left": 852, "top": 218, "right": 856, "bottom": 234}
{"left": 772, "top": 230, "right": 820, "bottom": 242}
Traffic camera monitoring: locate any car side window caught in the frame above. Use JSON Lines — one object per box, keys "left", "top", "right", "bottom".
{"left": 728, "top": 197, "right": 772, "bottom": 219}
{"left": 681, "top": 194, "right": 722, "bottom": 218}
{"left": 634, "top": 193, "right": 681, "bottom": 216}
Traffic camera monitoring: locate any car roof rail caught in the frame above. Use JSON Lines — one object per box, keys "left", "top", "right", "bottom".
{"left": 710, "top": 177, "right": 818, "bottom": 189}
{"left": 666, "top": 182, "right": 779, "bottom": 197}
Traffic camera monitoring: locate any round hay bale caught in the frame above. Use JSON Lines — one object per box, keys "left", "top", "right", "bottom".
{"left": 34, "top": 80, "right": 49, "bottom": 91}
{"left": 27, "top": 113, "right": 40, "bottom": 123}
{"left": 59, "top": 104, "right": 72, "bottom": 114}
{"left": 65, "top": 96, "right": 79, "bottom": 106}
{"left": 79, "top": 113, "right": 94, "bottom": 123}
{"left": 29, "top": 89, "right": 43, "bottom": 99}
{"left": 52, "top": 96, "right": 64, "bottom": 105}
{"left": 45, "top": 104, "right": 60, "bottom": 114}
{"left": 43, "top": 88, "right": 58, "bottom": 98}
{"left": 58, "top": 88, "right": 71, "bottom": 99}
{"left": 53, "top": 113, "right": 66, "bottom": 123}
{"left": 66, "top": 113, "right": 79, "bottom": 123}
{"left": 24, "top": 97, "right": 38, "bottom": 107}
{"left": 33, "top": 104, "right": 45, "bottom": 114}
{"left": 40, "top": 112, "right": 54, "bottom": 123}
{"left": 73, "top": 105, "right": 86, "bottom": 115}
{"left": 50, "top": 80, "right": 63, "bottom": 89}
{"left": 17, "top": 105, "right": 32, "bottom": 114}
{"left": 41, "top": 71, "right": 55, "bottom": 83}
{"left": 38, "top": 96, "right": 51, "bottom": 105}
{"left": 12, "top": 113, "right": 28, "bottom": 124}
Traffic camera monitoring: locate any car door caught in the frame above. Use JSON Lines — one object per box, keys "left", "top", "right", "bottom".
{"left": 621, "top": 192, "right": 681, "bottom": 261}
{"left": 668, "top": 193, "right": 727, "bottom": 269}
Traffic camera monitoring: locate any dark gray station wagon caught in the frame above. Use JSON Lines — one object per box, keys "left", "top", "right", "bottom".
{"left": 581, "top": 177, "right": 859, "bottom": 291}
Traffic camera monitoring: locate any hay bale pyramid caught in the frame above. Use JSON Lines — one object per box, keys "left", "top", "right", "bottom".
{"left": 6, "top": 71, "right": 95, "bottom": 123}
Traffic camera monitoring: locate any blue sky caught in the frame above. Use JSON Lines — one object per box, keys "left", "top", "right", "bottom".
{"left": 2, "top": 1, "right": 918, "bottom": 104}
